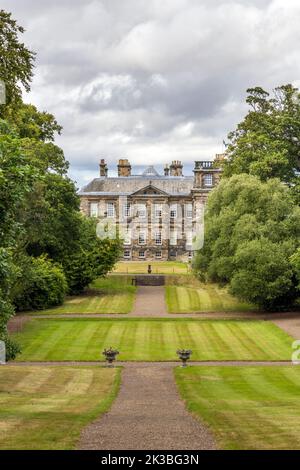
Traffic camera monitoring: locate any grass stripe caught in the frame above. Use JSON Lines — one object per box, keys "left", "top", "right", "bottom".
{"left": 175, "top": 366, "right": 300, "bottom": 449}
{"left": 0, "top": 366, "right": 120, "bottom": 450}
{"left": 13, "top": 318, "right": 293, "bottom": 362}
{"left": 166, "top": 284, "right": 256, "bottom": 313}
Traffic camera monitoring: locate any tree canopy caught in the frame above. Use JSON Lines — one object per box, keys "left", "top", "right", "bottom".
{"left": 194, "top": 174, "right": 300, "bottom": 310}
{"left": 0, "top": 9, "right": 35, "bottom": 110}
{"left": 223, "top": 85, "right": 300, "bottom": 185}
{"left": 5, "top": 103, "right": 63, "bottom": 141}
{"left": 0, "top": 120, "right": 38, "bottom": 358}
{"left": 0, "top": 9, "right": 121, "bottom": 360}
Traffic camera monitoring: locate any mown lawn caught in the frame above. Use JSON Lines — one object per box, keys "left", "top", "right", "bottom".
{"left": 0, "top": 366, "right": 120, "bottom": 450}
{"left": 175, "top": 366, "right": 300, "bottom": 450}
{"left": 113, "top": 261, "right": 190, "bottom": 274}
{"left": 13, "top": 318, "right": 292, "bottom": 362}
{"left": 165, "top": 284, "right": 256, "bottom": 313}
{"left": 29, "top": 276, "right": 136, "bottom": 315}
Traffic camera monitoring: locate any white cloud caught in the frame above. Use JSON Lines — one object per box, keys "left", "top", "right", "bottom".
{"left": 1, "top": 0, "right": 300, "bottom": 186}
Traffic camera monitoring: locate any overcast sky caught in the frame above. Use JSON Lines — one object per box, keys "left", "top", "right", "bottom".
{"left": 2, "top": 0, "right": 300, "bottom": 187}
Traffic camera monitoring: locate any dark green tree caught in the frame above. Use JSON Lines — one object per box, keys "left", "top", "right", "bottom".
{"left": 0, "top": 9, "right": 122, "bottom": 359}
{"left": 223, "top": 85, "right": 300, "bottom": 184}
{"left": 231, "top": 239, "right": 297, "bottom": 310}
{"left": 194, "top": 174, "right": 300, "bottom": 310}
{"left": 0, "top": 9, "right": 35, "bottom": 111}
{"left": 19, "top": 173, "right": 121, "bottom": 295}
{"left": 62, "top": 217, "right": 122, "bottom": 294}
{"left": 0, "top": 120, "right": 38, "bottom": 357}
{"left": 291, "top": 248, "right": 300, "bottom": 291}
{"left": 5, "top": 103, "right": 62, "bottom": 141}
{"left": 13, "top": 256, "right": 67, "bottom": 311}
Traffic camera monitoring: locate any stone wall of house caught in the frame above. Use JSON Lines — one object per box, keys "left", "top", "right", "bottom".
{"left": 79, "top": 156, "right": 223, "bottom": 261}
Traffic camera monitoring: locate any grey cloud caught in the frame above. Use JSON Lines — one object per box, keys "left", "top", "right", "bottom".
{"left": 76, "top": 72, "right": 228, "bottom": 120}
{"left": 1, "top": 0, "right": 300, "bottom": 186}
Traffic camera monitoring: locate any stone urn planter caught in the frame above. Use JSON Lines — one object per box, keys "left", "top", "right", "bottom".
{"left": 103, "top": 347, "right": 119, "bottom": 365}
{"left": 176, "top": 349, "right": 192, "bottom": 367}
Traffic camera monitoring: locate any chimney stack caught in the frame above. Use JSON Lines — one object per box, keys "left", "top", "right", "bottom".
{"left": 99, "top": 158, "right": 108, "bottom": 177}
{"left": 170, "top": 160, "right": 183, "bottom": 177}
{"left": 214, "top": 153, "right": 225, "bottom": 163}
{"left": 118, "top": 159, "right": 131, "bottom": 177}
{"left": 164, "top": 164, "right": 170, "bottom": 176}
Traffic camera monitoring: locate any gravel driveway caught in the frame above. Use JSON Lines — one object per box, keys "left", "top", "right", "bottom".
{"left": 78, "top": 363, "right": 217, "bottom": 450}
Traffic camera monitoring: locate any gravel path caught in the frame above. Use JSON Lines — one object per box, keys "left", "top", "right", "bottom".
{"left": 22, "top": 312, "right": 269, "bottom": 319}
{"left": 10, "top": 311, "right": 300, "bottom": 321}
{"left": 272, "top": 317, "right": 300, "bottom": 340}
{"left": 6, "top": 288, "right": 299, "bottom": 451}
{"left": 7, "top": 315, "right": 30, "bottom": 334}
{"left": 78, "top": 363, "right": 216, "bottom": 450}
{"left": 8, "top": 360, "right": 293, "bottom": 367}
{"left": 131, "top": 286, "right": 168, "bottom": 316}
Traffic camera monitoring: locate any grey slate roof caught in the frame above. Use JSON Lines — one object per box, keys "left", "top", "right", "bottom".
{"left": 79, "top": 175, "right": 194, "bottom": 197}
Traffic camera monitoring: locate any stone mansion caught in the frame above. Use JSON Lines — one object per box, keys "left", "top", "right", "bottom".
{"left": 79, "top": 156, "right": 223, "bottom": 261}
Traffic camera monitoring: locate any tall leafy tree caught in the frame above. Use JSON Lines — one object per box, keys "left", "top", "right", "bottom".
{"left": 20, "top": 174, "right": 121, "bottom": 294}
{"left": 0, "top": 9, "right": 35, "bottom": 111}
{"left": 0, "top": 120, "right": 38, "bottom": 357}
{"left": 62, "top": 217, "right": 122, "bottom": 294}
{"left": 223, "top": 85, "right": 300, "bottom": 184}
{"left": 5, "top": 103, "right": 62, "bottom": 142}
{"left": 0, "top": 8, "right": 121, "bottom": 361}
{"left": 291, "top": 248, "right": 300, "bottom": 291}
{"left": 194, "top": 174, "right": 300, "bottom": 310}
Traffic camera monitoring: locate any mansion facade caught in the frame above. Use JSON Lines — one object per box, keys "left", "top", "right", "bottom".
{"left": 79, "top": 156, "right": 223, "bottom": 261}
